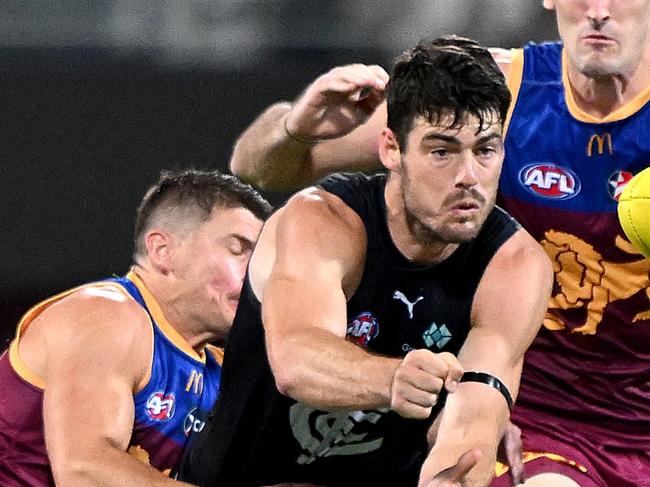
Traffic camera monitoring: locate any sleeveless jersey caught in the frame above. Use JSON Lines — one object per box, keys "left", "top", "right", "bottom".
{"left": 0, "top": 271, "right": 221, "bottom": 485}
{"left": 179, "top": 172, "right": 519, "bottom": 486}
{"left": 499, "top": 42, "right": 650, "bottom": 448}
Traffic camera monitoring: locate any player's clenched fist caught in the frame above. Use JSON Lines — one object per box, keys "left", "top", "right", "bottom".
{"left": 389, "top": 350, "right": 464, "bottom": 419}
{"left": 285, "top": 63, "right": 388, "bottom": 141}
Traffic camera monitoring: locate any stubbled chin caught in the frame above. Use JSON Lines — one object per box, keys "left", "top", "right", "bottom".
{"left": 448, "top": 221, "right": 481, "bottom": 242}
{"left": 578, "top": 51, "right": 621, "bottom": 74}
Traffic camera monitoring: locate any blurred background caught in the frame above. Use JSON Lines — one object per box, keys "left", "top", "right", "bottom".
{"left": 0, "top": 0, "right": 557, "bottom": 346}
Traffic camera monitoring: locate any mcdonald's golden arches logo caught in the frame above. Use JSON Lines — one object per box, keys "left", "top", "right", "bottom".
{"left": 586, "top": 133, "right": 613, "bottom": 156}
{"left": 185, "top": 369, "right": 204, "bottom": 395}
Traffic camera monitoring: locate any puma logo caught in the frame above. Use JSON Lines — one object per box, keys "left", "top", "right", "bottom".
{"left": 392, "top": 291, "right": 424, "bottom": 319}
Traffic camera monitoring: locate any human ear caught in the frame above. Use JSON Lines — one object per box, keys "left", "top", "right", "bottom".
{"left": 379, "top": 128, "right": 401, "bottom": 171}
{"left": 144, "top": 229, "right": 174, "bottom": 274}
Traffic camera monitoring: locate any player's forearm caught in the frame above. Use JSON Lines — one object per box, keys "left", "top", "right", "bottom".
{"left": 420, "top": 388, "right": 507, "bottom": 486}
{"left": 269, "top": 327, "right": 400, "bottom": 411}
{"left": 230, "top": 102, "right": 315, "bottom": 191}
{"left": 51, "top": 446, "right": 195, "bottom": 487}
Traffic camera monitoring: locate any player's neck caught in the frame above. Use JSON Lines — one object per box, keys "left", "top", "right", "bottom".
{"left": 567, "top": 51, "right": 650, "bottom": 118}
{"left": 384, "top": 183, "right": 458, "bottom": 265}
{"left": 157, "top": 290, "right": 217, "bottom": 353}
{"left": 393, "top": 225, "right": 458, "bottom": 265}
{"left": 131, "top": 264, "right": 210, "bottom": 354}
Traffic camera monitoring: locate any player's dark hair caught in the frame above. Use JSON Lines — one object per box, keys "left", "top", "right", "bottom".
{"left": 133, "top": 168, "right": 272, "bottom": 260}
{"left": 387, "top": 35, "right": 511, "bottom": 149}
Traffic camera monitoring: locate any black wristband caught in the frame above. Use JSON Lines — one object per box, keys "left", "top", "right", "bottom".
{"left": 460, "top": 371, "right": 514, "bottom": 411}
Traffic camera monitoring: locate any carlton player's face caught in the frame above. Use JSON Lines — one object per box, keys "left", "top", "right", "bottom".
{"left": 545, "top": 0, "right": 650, "bottom": 78}
{"left": 175, "top": 205, "right": 263, "bottom": 340}
{"left": 398, "top": 114, "right": 503, "bottom": 244}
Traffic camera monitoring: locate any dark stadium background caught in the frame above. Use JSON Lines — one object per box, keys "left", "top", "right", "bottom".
{"left": 0, "top": 1, "right": 556, "bottom": 346}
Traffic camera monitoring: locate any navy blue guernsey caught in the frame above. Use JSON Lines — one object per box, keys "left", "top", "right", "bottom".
{"left": 178, "top": 172, "right": 519, "bottom": 487}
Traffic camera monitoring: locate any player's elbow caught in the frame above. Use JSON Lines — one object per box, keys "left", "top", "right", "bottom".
{"left": 229, "top": 151, "right": 283, "bottom": 191}
{"left": 230, "top": 138, "right": 307, "bottom": 191}
{"left": 267, "top": 341, "right": 306, "bottom": 399}
{"left": 229, "top": 134, "right": 281, "bottom": 191}
{"left": 268, "top": 351, "right": 300, "bottom": 398}
{"left": 229, "top": 145, "right": 264, "bottom": 188}
{"left": 50, "top": 451, "right": 94, "bottom": 485}
{"left": 273, "top": 368, "right": 301, "bottom": 398}
{"left": 49, "top": 439, "right": 127, "bottom": 485}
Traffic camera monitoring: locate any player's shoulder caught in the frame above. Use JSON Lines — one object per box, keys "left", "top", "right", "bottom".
{"left": 492, "top": 226, "right": 552, "bottom": 278}
{"left": 488, "top": 47, "right": 514, "bottom": 65}
{"left": 270, "top": 185, "right": 368, "bottom": 272}
{"left": 489, "top": 47, "right": 516, "bottom": 80}
{"left": 35, "top": 282, "right": 151, "bottom": 346}
{"left": 281, "top": 185, "right": 365, "bottom": 234}
{"left": 489, "top": 42, "right": 562, "bottom": 81}
{"left": 490, "top": 42, "right": 560, "bottom": 59}
{"left": 66, "top": 282, "right": 146, "bottom": 319}
{"left": 16, "top": 281, "right": 153, "bottom": 392}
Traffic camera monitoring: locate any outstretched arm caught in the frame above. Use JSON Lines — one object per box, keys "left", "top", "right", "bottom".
{"left": 419, "top": 229, "right": 553, "bottom": 487}
{"left": 230, "top": 65, "right": 388, "bottom": 191}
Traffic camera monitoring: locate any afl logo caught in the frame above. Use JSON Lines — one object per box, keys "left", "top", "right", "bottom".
{"left": 519, "top": 164, "right": 581, "bottom": 200}
{"left": 347, "top": 312, "right": 379, "bottom": 347}
{"left": 145, "top": 392, "right": 176, "bottom": 421}
{"left": 607, "top": 170, "right": 633, "bottom": 201}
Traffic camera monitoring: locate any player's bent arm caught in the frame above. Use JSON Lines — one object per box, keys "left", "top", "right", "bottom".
{"left": 255, "top": 189, "right": 462, "bottom": 417}
{"left": 257, "top": 189, "right": 401, "bottom": 410}
{"left": 419, "top": 229, "right": 553, "bottom": 487}
{"left": 230, "top": 103, "right": 385, "bottom": 191}
{"left": 230, "top": 62, "right": 389, "bottom": 191}
{"left": 230, "top": 102, "right": 317, "bottom": 190}
{"left": 229, "top": 53, "right": 513, "bottom": 192}
{"left": 229, "top": 50, "right": 513, "bottom": 193}
{"left": 41, "top": 288, "right": 193, "bottom": 486}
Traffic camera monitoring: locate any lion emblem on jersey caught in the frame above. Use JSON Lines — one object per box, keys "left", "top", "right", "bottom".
{"left": 541, "top": 230, "right": 650, "bottom": 335}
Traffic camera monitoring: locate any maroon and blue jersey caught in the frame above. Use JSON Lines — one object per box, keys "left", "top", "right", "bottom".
{"left": 0, "top": 271, "right": 222, "bottom": 485}
{"left": 499, "top": 42, "right": 650, "bottom": 450}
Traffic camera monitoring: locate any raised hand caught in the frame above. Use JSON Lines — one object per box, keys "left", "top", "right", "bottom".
{"left": 390, "top": 350, "right": 464, "bottom": 419}
{"left": 284, "top": 64, "right": 388, "bottom": 142}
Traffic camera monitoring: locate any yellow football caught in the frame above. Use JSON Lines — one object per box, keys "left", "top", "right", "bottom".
{"left": 618, "top": 167, "right": 650, "bottom": 259}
